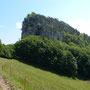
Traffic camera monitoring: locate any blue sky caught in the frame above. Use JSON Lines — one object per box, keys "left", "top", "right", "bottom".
{"left": 0, "top": 0, "right": 90, "bottom": 44}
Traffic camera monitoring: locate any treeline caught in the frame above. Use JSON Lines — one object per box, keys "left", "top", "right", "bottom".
{"left": 0, "top": 36, "right": 90, "bottom": 77}
{"left": 0, "top": 36, "right": 89, "bottom": 77}
{"left": 15, "top": 36, "right": 90, "bottom": 77}
{"left": 63, "top": 32, "right": 90, "bottom": 47}
{"left": 0, "top": 40, "right": 15, "bottom": 58}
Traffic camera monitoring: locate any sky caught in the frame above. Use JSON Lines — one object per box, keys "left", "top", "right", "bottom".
{"left": 0, "top": 0, "right": 90, "bottom": 44}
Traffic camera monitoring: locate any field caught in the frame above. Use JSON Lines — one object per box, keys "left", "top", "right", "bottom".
{"left": 0, "top": 57, "right": 90, "bottom": 90}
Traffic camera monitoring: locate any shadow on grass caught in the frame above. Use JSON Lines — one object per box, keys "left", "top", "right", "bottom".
{"left": 14, "top": 57, "right": 90, "bottom": 81}
{"left": 15, "top": 58, "right": 82, "bottom": 80}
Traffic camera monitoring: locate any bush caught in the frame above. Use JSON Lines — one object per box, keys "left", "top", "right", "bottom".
{"left": 15, "top": 36, "right": 78, "bottom": 76}
{"left": 3, "top": 44, "right": 15, "bottom": 58}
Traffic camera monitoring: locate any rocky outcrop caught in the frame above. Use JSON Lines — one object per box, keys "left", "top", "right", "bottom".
{"left": 21, "top": 12, "right": 80, "bottom": 41}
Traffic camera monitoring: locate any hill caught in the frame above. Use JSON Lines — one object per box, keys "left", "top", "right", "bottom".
{"left": 0, "top": 57, "right": 90, "bottom": 90}
{"left": 21, "top": 12, "right": 90, "bottom": 47}
{"left": 0, "top": 13, "right": 89, "bottom": 80}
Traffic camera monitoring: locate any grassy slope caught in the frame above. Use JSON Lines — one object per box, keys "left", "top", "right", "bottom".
{"left": 0, "top": 57, "right": 90, "bottom": 90}
{"left": 0, "top": 86, "right": 2, "bottom": 90}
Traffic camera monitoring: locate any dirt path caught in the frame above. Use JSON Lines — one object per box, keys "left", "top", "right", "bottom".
{"left": 0, "top": 76, "right": 12, "bottom": 90}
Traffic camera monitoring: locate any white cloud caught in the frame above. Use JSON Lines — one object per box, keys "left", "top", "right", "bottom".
{"left": 16, "top": 22, "right": 22, "bottom": 29}
{"left": 67, "top": 19, "right": 90, "bottom": 35}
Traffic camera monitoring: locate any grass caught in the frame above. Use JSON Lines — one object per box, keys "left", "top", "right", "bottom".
{"left": 0, "top": 86, "right": 2, "bottom": 90}
{"left": 0, "top": 57, "right": 90, "bottom": 90}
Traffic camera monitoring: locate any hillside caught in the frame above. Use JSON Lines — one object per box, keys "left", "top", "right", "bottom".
{"left": 21, "top": 12, "right": 90, "bottom": 47}
{"left": 0, "top": 57, "right": 90, "bottom": 90}
{"left": 0, "top": 12, "right": 89, "bottom": 86}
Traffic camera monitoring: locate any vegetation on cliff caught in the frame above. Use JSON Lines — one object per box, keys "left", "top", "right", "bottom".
{"left": 22, "top": 12, "right": 90, "bottom": 47}
{"left": 0, "top": 12, "right": 90, "bottom": 78}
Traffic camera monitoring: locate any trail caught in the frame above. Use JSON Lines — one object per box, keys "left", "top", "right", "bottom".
{"left": 0, "top": 76, "right": 12, "bottom": 90}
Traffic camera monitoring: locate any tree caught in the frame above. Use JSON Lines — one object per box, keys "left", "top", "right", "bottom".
{"left": 0, "top": 40, "right": 4, "bottom": 56}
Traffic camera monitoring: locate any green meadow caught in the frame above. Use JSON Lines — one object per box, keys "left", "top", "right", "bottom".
{"left": 0, "top": 57, "right": 90, "bottom": 90}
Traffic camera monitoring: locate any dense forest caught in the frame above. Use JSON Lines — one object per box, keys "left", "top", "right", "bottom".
{"left": 0, "top": 12, "right": 90, "bottom": 78}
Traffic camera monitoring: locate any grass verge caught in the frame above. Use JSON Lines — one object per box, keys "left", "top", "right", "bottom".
{"left": 0, "top": 57, "right": 90, "bottom": 90}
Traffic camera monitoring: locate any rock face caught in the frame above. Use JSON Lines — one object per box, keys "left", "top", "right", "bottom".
{"left": 21, "top": 12, "right": 80, "bottom": 41}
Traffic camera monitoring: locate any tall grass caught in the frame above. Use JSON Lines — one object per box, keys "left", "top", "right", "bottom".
{"left": 0, "top": 57, "right": 90, "bottom": 90}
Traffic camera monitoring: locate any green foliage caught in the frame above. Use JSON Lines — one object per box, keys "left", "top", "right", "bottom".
{"left": 68, "top": 45, "right": 90, "bottom": 77}
{"left": 0, "top": 13, "right": 90, "bottom": 78}
{"left": 63, "top": 32, "right": 90, "bottom": 47}
{"left": 15, "top": 35, "right": 90, "bottom": 77}
{"left": 0, "top": 40, "right": 15, "bottom": 58}
{"left": 60, "top": 51, "right": 77, "bottom": 76}
{"left": 15, "top": 36, "right": 78, "bottom": 76}
{"left": 21, "top": 12, "right": 90, "bottom": 47}
{"left": 3, "top": 44, "right": 15, "bottom": 58}
{"left": 0, "top": 40, "right": 4, "bottom": 56}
